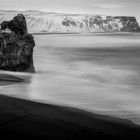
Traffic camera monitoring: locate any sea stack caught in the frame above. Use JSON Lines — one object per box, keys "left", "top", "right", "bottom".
{"left": 0, "top": 14, "right": 35, "bottom": 72}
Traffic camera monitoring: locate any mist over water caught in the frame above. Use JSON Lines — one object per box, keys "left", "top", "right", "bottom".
{"left": 1, "top": 33, "right": 140, "bottom": 125}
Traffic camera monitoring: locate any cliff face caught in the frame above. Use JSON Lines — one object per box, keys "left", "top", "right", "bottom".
{"left": 60, "top": 15, "right": 140, "bottom": 32}
{"left": 24, "top": 13, "right": 140, "bottom": 33}
{"left": 0, "top": 10, "right": 139, "bottom": 33}
{"left": 0, "top": 14, "right": 35, "bottom": 72}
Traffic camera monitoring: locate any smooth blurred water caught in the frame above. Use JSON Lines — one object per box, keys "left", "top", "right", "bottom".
{"left": 1, "top": 32, "right": 140, "bottom": 125}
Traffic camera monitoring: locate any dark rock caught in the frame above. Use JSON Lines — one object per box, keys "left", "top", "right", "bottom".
{"left": 1, "top": 21, "right": 9, "bottom": 30}
{"left": 120, "top": 17, "right": 140, "bottom": 32}
{"left": 1, "top": 14, "right": 27, "bottom": 35}
{"left": 0, "top": 14, "right": 35, "bottom": 72}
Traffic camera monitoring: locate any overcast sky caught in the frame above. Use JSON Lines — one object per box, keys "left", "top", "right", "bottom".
{"left": 0, "top": 0, "right": 140, "bottom": 22}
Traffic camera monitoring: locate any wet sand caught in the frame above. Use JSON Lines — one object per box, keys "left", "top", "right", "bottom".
{"left": 0, "top": 94, "right": 140, "bottom": 139}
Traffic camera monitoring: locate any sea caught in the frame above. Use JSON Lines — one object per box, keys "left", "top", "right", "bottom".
{"left": 1, "top": 32, "right": 140, "bottom": 125}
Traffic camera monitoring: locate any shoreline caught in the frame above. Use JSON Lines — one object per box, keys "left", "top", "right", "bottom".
{"left": 0, "top": 94, "right": 140, "bottom": 139}
{"left": 32, "top": 32, "right": 140, "bottom": 35}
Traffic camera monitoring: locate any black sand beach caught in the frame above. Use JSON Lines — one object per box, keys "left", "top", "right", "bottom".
{"left": 0, "top": 95, "right": 140, "bottom": 139}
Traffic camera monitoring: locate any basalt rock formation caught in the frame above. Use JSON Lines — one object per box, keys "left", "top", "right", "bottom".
{"left": 0, "top": 14, "right": 35, "bottom": 72}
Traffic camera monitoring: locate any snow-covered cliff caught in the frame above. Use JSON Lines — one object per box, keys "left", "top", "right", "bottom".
{"left": 0, "top": 10, "right": 140, "bottom": 33}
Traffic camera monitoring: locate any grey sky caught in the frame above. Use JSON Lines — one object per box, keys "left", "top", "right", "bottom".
{"left": 0, "top": 0, "right": 140, "bottom": 22}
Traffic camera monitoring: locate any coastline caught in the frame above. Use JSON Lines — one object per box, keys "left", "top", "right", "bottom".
{"left": 0, "top": 94, "right": 140, "bottom": 139}
{"left": 32, "top": 32, "right": 140, "bottom": 35}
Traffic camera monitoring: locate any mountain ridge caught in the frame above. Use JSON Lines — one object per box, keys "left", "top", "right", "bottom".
{"left": 0, "top": 10, "right": 140, "bottom": 33}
